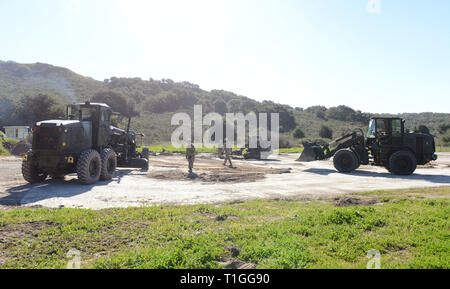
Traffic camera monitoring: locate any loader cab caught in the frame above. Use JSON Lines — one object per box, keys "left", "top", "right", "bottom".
{"left": 67, "top": 102, "right": 112, "bottom": 149}
{"left": 367, "top": 117, "right": 404, "bottom": 146}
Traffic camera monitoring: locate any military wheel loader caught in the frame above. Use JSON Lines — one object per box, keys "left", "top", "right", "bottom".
{"left": 22, "top": 101, "right": 149, "bottom": 185}
{"left": 298, "top": 117, "right": 437, "bottom": 175}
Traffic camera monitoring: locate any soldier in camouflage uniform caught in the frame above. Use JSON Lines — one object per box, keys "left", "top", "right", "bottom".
{"left": 223, "top": 139, "right": 233, "bottom": 168}
{"left": 186, "top": 143, "right": 196, "bottom": 173}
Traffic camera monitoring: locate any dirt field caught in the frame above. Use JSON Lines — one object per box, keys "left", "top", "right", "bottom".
{"left": 0, "top": 153, "right": 449, "bottom": 209}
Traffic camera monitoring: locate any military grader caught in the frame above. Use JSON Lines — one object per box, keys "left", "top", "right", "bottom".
{"left": 298, "top": 117, "right": 437, "bottom": 175}
{"left": 22, "top": 101, "right": 149, "bottom": 185}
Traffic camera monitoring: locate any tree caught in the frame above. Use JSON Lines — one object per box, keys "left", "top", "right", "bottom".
{"left": 0, "top": 98, "right": 15, "bottom": 126}
{"left": 262, "top": 104, "right": 297, "bottom": 133}
{"left": 92, "top": 90, "right": 139, "bottom": 117}
{"left": 293, "top": 128, "right": 305, "bottom": 139}
{"left": 443, "top": 132, "right": 450, "bottom": 144}
{"left": 306, "top": 106, "right": 327, "bottom": 120}
{"left": 241, "top": 99, "right": 256, "bottom": 113}
{"left": 17, "top": 93, "right": 65, "bottom": 126}
{"left": 214, "top": 98, "right": 227, "bottom": 115}
{"left": 438, "top": 124, "right": 450, "bottom": 134}
{"left": 326, "top": 105, "right": 356, "bottom": 121}
{"left": 319, "top": 125, "right": 333, "bottom": 139}
{"left": 227, "top": 99, "right": 242, "bottom": 112}
{"left": 415, "top": 125, "right": 430, "bottom": 134}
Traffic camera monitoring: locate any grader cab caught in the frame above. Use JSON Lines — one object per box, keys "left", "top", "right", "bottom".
{"left": 22, "top": 102, "right": 149, "bottom": 185}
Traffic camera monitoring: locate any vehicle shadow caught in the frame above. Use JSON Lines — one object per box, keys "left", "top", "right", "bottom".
{"left": 0, "top": 169, "right": 138, "bottom": 207}
{"left": 244, "top": 159, "right": 281, "bottom": 162}
{"left": 303, "top": 168, "right": 450, "bottom": 184}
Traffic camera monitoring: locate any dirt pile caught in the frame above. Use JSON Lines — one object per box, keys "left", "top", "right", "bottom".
{"left": 225, "top": 246, "right": 242, "bottom": 257}
{"left": 10, "top": 141, "right": 31, "bottom": 156}
{"left": 148, "top": 169, "right": 266, "bottom": 183}
{"left": 334, "top": 197, "right": 378, "bottom": 207}
{"left": 148, "top": 167, "right": 290, "bottom": 183}
{"left": 217, "top": 257, "right": 256, "bottom": 269}
{"left": 147, "top": 155, "right": 292, "bottom": 183}
{"left": 217, "top": 245, "right": 255, "bottom": 269}
{"left": 0, "top": 132, "right": 15, "bottom": 153}
{"left": 1, "top": 140, "right": 15, "bottom": 151}
{"left": 0, "top": 221, "right": 56, "bottom": 245}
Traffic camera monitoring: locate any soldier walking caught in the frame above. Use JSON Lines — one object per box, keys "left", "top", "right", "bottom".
{"left": 186, "top": 143, "right": 196, "bottom": 173}
{"left": 223, "top": 140, "right": 233, "bottom": 168}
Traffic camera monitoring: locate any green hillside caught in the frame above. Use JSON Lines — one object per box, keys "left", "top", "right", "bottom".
{"left": 1, "top": 60, "right": 449, "bottom": 146}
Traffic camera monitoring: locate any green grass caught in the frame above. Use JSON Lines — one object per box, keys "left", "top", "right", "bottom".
{"left": 436, "top": 146, "right": 450, "bottom": 152}
{"left": 0, "top": 147, "right": 9, "bottom": 156}
{"left": 0, "top": 132, "right": 19, "bottom": 156}
{"left": 141, "top": 144, "right": 447, "bottom": 154}
{"left": 138, "top": 144, "right": 236, "bottom": 153}
{"left": 0, "top": 187, "right": 448, "bottom": 269}
{"left": 278, "top": 147, "right": 304, "bottom": 154}
{"left": 0, "top": 141, "right": 9, "bottom": 155}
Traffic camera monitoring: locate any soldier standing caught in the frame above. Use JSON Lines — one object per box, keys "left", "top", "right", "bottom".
{"left": 223, "top": 140, "right": 233, "bottom": 168}
{"left": 186, "top": 143, "right": 196, "bottom": 173}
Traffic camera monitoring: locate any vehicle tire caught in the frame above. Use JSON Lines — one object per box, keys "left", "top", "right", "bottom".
{"left": 100, "top": 148, "right": 117, "bottom": 181}
{"left": 22, "top": 151, "right": 47, "bottom": 183}
{"left": 389, "top": 150, "right": 416, "bottom": 175}
{"left": 333, "top": 149, "right": 359, "bottom": 173}
{"left": 141, "top": 147, "right": 149, "bottom": 160}
{"left": 77, "top": 149, "right": 101, "bottom": 185}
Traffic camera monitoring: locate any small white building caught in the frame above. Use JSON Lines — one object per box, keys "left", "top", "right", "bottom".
{"left": 3, "top": 126, "right": 30, "bottom": 141}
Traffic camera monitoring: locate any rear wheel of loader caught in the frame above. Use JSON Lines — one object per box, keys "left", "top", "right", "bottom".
{"left": 77, "top": 149, "right": 101, "bottom": 185}
{"left": 22, "top": 151, "right": 47, "bottom": 183}
{"left": 389, "top": 150, "right": 416, "bottom": 175}
{"left": 100, "top": 148, "right": 117, "bottom": 181}
{"left": 333, "top": 149, "right": 358, "bottom": 173}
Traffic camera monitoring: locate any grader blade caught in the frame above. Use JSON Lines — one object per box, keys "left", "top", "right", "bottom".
{"left": 118, "top": 158, "right": 149, "bottom": 171}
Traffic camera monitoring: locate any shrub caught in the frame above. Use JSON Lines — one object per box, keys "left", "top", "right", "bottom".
{"left": 319, "top": 125, "right": 333, "bottom": 139}
{"left": 293, "top": 128, "right": 305, "bottom": 139}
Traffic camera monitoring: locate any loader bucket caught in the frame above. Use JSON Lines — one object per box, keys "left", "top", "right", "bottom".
{"left": 297, "top": 142, "right": 320, "bottom": 162}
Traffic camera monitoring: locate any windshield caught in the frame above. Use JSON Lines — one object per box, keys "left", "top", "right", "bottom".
{"left": 67, "top": 106, "right": 79, "bottom": 120}
{"left": 367, "top": 119, "right": 376, "bottom": 138}
{"left": 67, "top": 106, "right": 98, "bottom": 121}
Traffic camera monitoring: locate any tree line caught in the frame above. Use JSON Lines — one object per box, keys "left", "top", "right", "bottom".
{"left": 1, "top": 61, "right": 449, "bottom": 145}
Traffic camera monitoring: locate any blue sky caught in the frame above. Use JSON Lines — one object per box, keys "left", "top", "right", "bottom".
{"left": 0, "top": 0, "right": 449, "bottom": 113}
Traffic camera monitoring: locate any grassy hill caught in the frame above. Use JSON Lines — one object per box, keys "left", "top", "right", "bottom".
{"left": 1, "top": 60, "right": 449, "bottom": 146}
